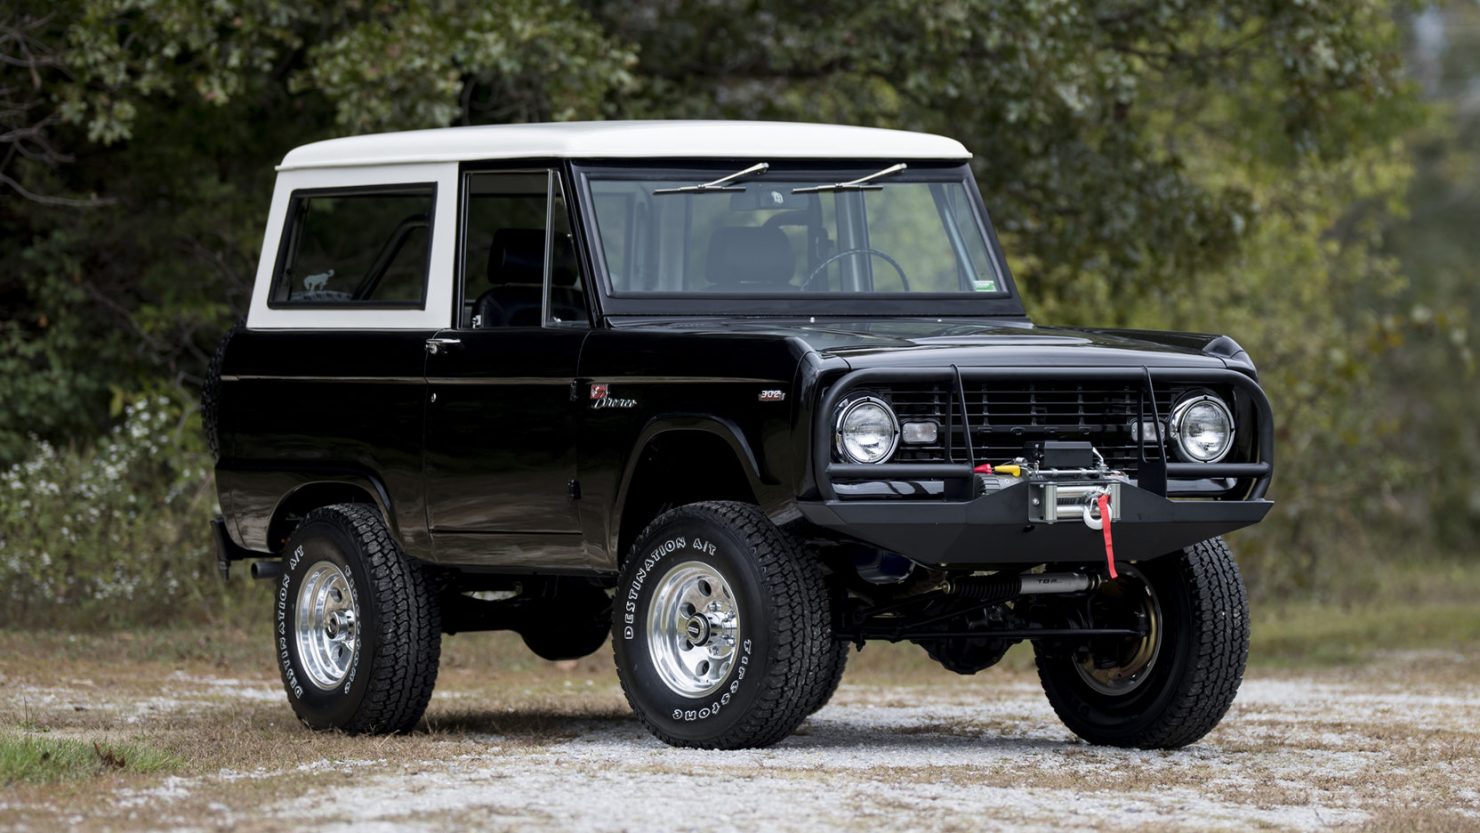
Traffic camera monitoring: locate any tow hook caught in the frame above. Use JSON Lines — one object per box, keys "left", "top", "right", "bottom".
{"left": 1081, "top": 486, "right": 1112, "bottom": 531}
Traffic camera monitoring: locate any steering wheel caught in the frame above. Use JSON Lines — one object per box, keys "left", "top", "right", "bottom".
{"left": 801, "top": 247, "right": 911, "bottom": 292}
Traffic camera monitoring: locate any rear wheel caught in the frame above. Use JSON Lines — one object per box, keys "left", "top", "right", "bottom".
{"left": 275, "top": 503, "right": 441, "bottom": 734}
{"left": 1034, "top": 537, "right": 1248, "bottom": 749}
{"left": 613, "top": 502, "right": 832, "bottom": 749}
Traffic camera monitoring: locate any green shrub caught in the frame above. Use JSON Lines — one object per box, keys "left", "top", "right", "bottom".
{"left": 0, "top": 395, "right": 243, "bottom": 627}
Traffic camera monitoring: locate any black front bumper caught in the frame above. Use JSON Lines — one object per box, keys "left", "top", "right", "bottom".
{"left": 798, "top": 483, "right": 1273, "bottom": 567}
{"left": 805, "top": 363, "right": 1275, "bottom": 568}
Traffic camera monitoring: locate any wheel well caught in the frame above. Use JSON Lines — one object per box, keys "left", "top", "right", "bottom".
{"left": 267, "top": 482, "right": 385, "bottom": 552}
{"left": 617, "top": 431, "right": 756, "bottom": 564}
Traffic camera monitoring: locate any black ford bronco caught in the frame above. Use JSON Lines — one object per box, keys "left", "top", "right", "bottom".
{"left": 206, "top": 121, "right": 1273, "bottom": 750}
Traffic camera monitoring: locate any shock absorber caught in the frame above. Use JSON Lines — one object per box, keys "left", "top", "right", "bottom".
{"left": 946, "top": 572, "right": 1101, "bottom": 603}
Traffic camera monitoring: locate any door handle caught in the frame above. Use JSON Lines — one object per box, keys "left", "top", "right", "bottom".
{"left": 425, "top": 338, "right": 462, "bottom": 355}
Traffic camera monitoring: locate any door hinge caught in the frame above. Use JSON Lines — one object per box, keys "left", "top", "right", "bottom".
{"left": 567, "top": 479, "right": 582, "bottom": 500}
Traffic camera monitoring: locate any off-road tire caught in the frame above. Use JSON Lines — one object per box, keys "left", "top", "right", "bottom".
{"left": 804, "top": 640, "right": 851, "bottom": 716}
{"left": 201, "top": 316, "right": 243, "bottom": 460}
{"left": 276, "top": 503, "right": 441, "bottom": 734}
{"left": 613, "top": 501, "right": 833, "bottom": 749}
{"left": 1034, "top": 536, "right": 1248, "bottom": 749}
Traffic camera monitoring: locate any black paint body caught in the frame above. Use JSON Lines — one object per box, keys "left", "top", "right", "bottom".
{"left": 214, "top": 160, "right": 1275, "bottom": 578}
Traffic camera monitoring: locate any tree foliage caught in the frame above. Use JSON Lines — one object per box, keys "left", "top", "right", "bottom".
{"left": 0, "top": 0, "right": 1456, "bottom": 615}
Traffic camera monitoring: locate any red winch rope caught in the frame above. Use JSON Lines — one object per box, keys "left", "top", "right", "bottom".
{"left": 1098, "top": 492, "right": 1118, "bottom": 580}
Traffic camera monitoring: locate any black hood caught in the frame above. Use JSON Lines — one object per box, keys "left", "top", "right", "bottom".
{"left": 611, "top": 317, "right": 1232, "bottom": 370}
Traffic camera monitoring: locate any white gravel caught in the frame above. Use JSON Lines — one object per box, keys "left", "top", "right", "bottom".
{"left": 10, "top": 673, "right": 1480, "bottom": 832}
{"left": 259, "top": 677, "right": 1477, "bottom": 832}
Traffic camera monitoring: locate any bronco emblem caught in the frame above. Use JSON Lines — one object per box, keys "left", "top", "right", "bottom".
{"left": 590, "top": 383, "right": 636, "bottom": 409}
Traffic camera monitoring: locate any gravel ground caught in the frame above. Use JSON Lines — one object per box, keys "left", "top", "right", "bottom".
{"left": 2, "top": 638, "right": 1478, "bottom": 833}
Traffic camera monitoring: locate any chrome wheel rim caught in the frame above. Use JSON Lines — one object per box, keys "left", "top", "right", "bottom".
{"left": 295, "top": 562, "right": 359, "bottom": 690}
{"left": 646, "top": 561, "right": 741, "bottom": 698}
{"left": 1074, "top": 567, "right": 1163, "bottom": 696}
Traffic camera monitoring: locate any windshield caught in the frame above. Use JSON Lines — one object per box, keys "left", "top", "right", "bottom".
{"left": 585, "top": 165, "right": 1005, "bottom": 298}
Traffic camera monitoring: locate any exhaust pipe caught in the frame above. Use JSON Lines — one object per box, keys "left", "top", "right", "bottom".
{"left": 250, "top": 560, "right": 283, "bottom": 580}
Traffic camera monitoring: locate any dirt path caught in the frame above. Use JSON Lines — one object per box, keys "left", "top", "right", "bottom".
{"left": 1, "top": 636, "right": 1476, "bottom": 832}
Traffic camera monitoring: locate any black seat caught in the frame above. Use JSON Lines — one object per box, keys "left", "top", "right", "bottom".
{"left": 474, "top": 228, "right": 545, "bottom": 327}
{"left": 706, "top": 225, "right": 795, "bottom": 291}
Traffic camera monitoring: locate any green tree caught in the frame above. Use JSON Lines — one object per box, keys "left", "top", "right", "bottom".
{"left": 1, "top": 0, "right": 633, "bottom": 460}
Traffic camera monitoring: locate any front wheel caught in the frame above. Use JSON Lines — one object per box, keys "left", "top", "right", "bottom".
{"left": 613, "top": 502, "right": 833, "bottom": 749}
{"left": 1034, "top": 537, "right": 1249, "bottom": 749}
{"left": 275, "top": 503, "right": 441, "bottom": 734}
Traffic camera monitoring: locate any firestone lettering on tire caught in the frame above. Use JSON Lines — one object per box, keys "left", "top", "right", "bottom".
{"left": 670, "top": 640, "right": 751, "bottom": 722}
{"left": 275, "top": 546, "right": 308, "bottom": 699}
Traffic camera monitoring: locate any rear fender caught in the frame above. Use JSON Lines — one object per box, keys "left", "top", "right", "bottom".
{"left": 217, "top": 464, "right": 396, "bottom": 553}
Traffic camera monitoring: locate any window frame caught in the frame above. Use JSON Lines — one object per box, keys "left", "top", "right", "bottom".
{"left": 247, "top": 162, "right": 457, "bottom": 331}
{"left": 266, "top": 182, "right": 439, "bottom": 311}
{"left": 571, "top": 160, "right": 1027, "bottom": 319}
{"left": 452, "top": 163, "right": 593, "bottom": 331}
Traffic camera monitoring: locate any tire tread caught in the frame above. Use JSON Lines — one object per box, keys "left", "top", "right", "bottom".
{"left": 1035, "top": 536, "right": 1249, "bottom": 749}
{"left": 614, "top": 501, "right": 832, "bottom": 749}
{"left": 295, "top": 503, "right": 441, "bottom": 735}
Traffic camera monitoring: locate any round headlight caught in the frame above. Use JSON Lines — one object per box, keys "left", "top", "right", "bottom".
{"left": 834, "top": 396, "right": 900, "bottom": 464}
{"left": 1171, "top": 394, "right": 1235, "bottom": 463}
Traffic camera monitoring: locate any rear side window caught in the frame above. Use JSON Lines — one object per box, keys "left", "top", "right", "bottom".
{"left": 271, "top": 185, "right": 435, "bottom": 307}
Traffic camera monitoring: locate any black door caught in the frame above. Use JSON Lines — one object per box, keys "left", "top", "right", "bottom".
{"left": 422, "top": 168, "right": 592, "bottom": 568}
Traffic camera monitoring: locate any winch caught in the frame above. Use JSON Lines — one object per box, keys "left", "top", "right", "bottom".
{"left": 972, "top": 440, "right": 1128, "bottom": 577}
{"left": 972, "top": 440, "right": 1128, "bottom": 527}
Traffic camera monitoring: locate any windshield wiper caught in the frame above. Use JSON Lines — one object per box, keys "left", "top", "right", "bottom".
{"left": 792, "top": 163, "right": 908, "bottom": 194}
{"left": 653, "top": 162, "right": 770, "bottom": 195}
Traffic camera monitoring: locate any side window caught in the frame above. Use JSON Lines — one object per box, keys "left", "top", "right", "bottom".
{"left": 271, "top": 186, "right": 434, "bottom": 306}
{"left": 460, "top": 171, "right": 588, "bottom": 328}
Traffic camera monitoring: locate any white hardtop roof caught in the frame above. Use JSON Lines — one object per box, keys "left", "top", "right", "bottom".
{"left": 277, "top": 120, "right": 971, "bottom": 171}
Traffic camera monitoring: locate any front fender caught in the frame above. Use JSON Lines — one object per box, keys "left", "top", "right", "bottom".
{"left": 1067, "top": 328, "right": 1257, "bottom": 379}
{"left": 607, "top": 414, "right": 774, "bottom": 554}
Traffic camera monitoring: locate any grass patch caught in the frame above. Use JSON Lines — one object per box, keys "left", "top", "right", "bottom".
{"left": 1251, "top": 600, "right": 1480, "bottom": 666}
{"left": 1250, "top": 558, "right": 1480, "bottom": 667}
{"left": 0, "top": 734, "right": 182, "bottom": 785}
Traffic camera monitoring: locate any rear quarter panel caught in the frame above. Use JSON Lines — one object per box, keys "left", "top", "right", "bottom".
{"left": 214, "top": 328, "right": 433, "bottom": 555}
